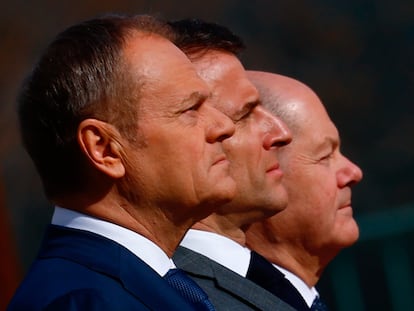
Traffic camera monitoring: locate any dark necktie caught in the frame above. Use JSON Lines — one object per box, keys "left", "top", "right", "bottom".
{"left": 164, "top": 268, "right": 216, "bottom": 311}
{"left": 311, "top": 296, "right": 329, "bottom": 311}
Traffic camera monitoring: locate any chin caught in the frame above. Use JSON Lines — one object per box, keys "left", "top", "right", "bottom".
{"left": 211, "top": 179, "right": 237, "bottom": 203}
{"left": 340, "top": 224, "right": 360, "bottom": 247}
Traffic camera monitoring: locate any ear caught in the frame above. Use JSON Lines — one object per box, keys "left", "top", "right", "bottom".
{"left": 77, "top": 119, "right": 125, "bottom": 179}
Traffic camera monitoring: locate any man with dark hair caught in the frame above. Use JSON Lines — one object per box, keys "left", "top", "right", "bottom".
{"left": 246, "top": 71, "right": 363, "bottom": 311}
{"left": 8, "top": 14, "right": 237, "bottom": 310}
{"left": 170, "top": 19, "right": 295, "bottom": 311}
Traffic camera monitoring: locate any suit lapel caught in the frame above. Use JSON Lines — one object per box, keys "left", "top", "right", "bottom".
{"left": 247, "top": 251, "right": 309, "bottom": 311}
{"left": 175, "top": 246, "right": 295, "bottom": 311}
{"left": 41, "top": 225, "right": 195, "bottom": 311}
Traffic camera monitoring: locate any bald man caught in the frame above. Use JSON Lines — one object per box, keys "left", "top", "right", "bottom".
{"left": 246, "top": 71, "right": 363, "bottom": 311}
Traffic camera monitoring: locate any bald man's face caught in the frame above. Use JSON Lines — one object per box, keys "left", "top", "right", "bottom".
{"left": 192, "top": 51, "right": 291, "bottom": 222}
{"left": 260, "top": 77, "right": 363, "bottom": 254}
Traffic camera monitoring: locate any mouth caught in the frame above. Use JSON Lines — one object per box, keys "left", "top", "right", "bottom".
{"left": 338, "top": 201, "right": 353, "bottom": 215}
{"left": 212, "top": 155, "right": 229, "bottom": 166}
{"left": 266, "top": 163, "right": 283, "bottom": 176}
{"left": 339, "top": 200, "right": 352, "bottom": 209}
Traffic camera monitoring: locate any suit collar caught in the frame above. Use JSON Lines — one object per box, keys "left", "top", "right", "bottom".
{"left": 175, "top": 246, "right": 296, "bottom": 311}
{"left": 52, "top": 206, "right": 174, "bottom": 276}
{"left": 247, "top": 251, "right": 310, "bottom": 311}
{"left": 273, "top": 263, "right": 319, "bottom": 307}
{"left": 40, "top": 225, "right": 195, "bottom": 311}
{"left": 181, "top": 229, "right": 251, "bottom": 276}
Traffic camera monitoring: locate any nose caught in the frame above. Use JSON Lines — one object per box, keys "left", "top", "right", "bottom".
{"left": 260, "top": 107, "right": 292, "bottom": 149}
{"left": 337, "top": 155, "right": 363, "bottom": 187}
{"left": 204, "top": 104, "right": 235, "bottom": 143}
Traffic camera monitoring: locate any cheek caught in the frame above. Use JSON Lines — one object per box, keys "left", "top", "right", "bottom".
{"left": 225, "top": 136, "right": 258, "bottom": 167}
{"left": 286, "top": 171, "right": 338, "bottom": 221}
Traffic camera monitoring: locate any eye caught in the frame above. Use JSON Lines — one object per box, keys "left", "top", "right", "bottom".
{"left": 182, "top": 101, "right": 202, "bottom": 118}
{"left": 234, "top": 103, "right": 257, "bottom": 122}
{"left": 186, "top": 95, "right": 207, "bottom": 112}
{"left": 239, "top": 108, "right": 254, "bottom": 120}
{"left": 319, "top": 152, "right": 334, "bottom": 163}
{"left": 191, "top": 101, "right": 203, "bottom": 111}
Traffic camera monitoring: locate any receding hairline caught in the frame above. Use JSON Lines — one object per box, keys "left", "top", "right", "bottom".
{"left": 249, "top": 71, "right": 327, "bottom": 132}
{"left": 247, "top": 71, "right": 304, "bottom": 132}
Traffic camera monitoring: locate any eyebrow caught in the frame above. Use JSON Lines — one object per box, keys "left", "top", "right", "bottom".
{"left": 181, "top": 91, "right": 210, "bottom": 107}
{"left": 314, "top": 135, "right": 340, "bottom": 154}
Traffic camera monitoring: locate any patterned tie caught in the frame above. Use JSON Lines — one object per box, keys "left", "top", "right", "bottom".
{"left": 311, "top": 296, "right": 329, "bottom": 311}
{"left": 164, "top": 268, "right": 216, "bottom": 311}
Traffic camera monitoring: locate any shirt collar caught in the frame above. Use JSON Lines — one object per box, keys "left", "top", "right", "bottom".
{"left": 52, "top": 206, "right": 175, "bottom": 276}
{"left": 180, "top": 229, "right": 251, "bottom": 277}
{"left": 272, "top": 263, "right": 319, "bottom": 307}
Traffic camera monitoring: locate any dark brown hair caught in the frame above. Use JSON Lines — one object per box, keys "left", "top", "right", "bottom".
{"left": 18, "top": 13, "right": 173, "bottom": 199}
{"left": 168, "top": 18, "right": 245, "bottom": 60}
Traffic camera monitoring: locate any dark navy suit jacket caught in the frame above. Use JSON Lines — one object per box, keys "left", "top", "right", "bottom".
{"left": 7, "top": 225, "right": 197, "bottom": 311}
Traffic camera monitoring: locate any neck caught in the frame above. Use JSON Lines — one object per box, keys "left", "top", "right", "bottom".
{"left": 193, "top": 213, "right": 247, "bottom": 246}
{"left": 57, "top": 193, "right": 191, "bottom": 258}
{"left": 264, "top": 244, "right": 325, "bottom": 287}
{"left": 246, "top": 221, "right": 338, "bottom": 287}
{"left": 247, "top": 234, "right": 339, "bottom": 287}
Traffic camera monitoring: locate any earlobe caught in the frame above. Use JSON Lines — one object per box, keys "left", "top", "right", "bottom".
{"left": 77, "top": 119, "right": 126, "bottom": 179}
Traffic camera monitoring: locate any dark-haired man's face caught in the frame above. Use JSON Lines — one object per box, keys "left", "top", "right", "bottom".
{"left": 191, "top": 51, "right": 292, "bottom": 222}
{"left": 119, "top": 34, "right": 237, "bottom": 221}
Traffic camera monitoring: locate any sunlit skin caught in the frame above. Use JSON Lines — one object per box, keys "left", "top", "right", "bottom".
{"left": 74, "top": 33, "right": 237, "bottom": 257}
{"left": 246, "top": 71, "right": 363, "bottom": 286}
{"left": 190, "top": 51, "right": 292, "bottom": 245}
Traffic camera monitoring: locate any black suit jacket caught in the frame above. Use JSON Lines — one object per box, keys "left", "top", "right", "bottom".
{"left": 247, "top": 251, "right": 310, "bottom": 311}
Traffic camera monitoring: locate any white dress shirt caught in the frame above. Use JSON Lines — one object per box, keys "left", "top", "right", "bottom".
{"left": 180, "top": 229, "right": 251, "bottom": 277}
{"left": 52, "top": 206, "right": 175, "bottom": 277}
{"left": 273, "top": 263, "right": 319, "bottom": 308}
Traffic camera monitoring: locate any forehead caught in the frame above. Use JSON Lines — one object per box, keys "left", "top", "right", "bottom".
{"left": 191, "top": 50, "right": 259, "bottom": 114}
{"left": 296, "top": 100, "right": 340, "bottom": 149}
{"left": 123, "top": 33, "right": 210, "bottom": 107}
{"left": 192, "top": 51, "right": 255, "bottom": 95}
{"left": 124, "top": 33, "right": 200, "bottom": 81}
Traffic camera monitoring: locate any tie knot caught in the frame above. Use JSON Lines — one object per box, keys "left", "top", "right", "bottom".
{"left": 164, "top": 269, "right": 208, "bottom": 303}
{"left": 164, "top": 268, "right": 216, "bottom": 311}
{"left": 311, "top": 296, "right": 329, "bottom": 311}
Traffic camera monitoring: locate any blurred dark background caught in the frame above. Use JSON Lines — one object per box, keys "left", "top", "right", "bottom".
{"left": 1, "top": 0, "right": 413, "bottom": 310}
